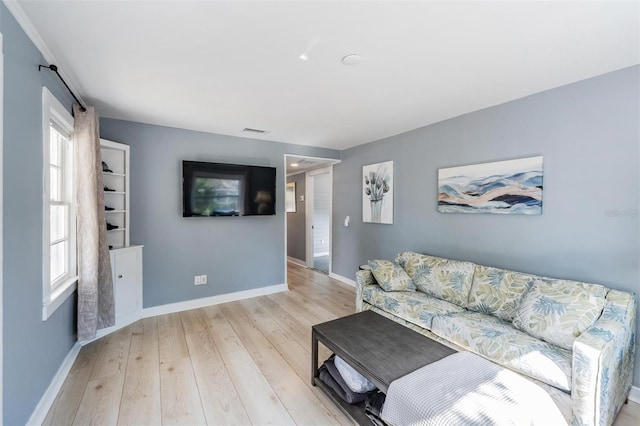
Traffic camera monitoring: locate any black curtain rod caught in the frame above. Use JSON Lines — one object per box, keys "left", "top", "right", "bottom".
{"left": 38, "top": 64, "right": 87, "bottom": 112}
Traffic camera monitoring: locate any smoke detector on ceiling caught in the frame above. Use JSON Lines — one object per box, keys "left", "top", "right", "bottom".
{"left": 342, "top": 54, "right": 362, "bottom": 65}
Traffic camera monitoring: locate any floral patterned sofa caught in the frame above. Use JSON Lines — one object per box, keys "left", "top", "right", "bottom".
{"left": 355, "top": 251, "right": 636, "bottom": 426}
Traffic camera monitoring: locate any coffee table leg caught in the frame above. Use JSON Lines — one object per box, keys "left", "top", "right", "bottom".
{"left": 311, "top": 329, "right": 319, "bottom": 386}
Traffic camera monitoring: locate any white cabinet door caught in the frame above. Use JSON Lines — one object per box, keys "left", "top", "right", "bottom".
{"left": 111, "top": 246, "right": 142, "bottom": 321}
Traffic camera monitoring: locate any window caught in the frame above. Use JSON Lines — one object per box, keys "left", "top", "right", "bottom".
{"left": 42, "top": 88, "right": 76, "bottom": 320}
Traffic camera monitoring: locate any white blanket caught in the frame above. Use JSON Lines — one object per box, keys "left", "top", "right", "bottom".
{"left": 381, "top": 351, "right": 567, "bottom": 426}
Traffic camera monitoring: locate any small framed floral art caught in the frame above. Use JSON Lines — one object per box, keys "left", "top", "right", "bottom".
{"left": 362, "top": 161, "right": 393, "bottom": 224}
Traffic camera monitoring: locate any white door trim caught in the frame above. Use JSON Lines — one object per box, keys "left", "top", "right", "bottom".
{"left": 1, "top": 31, "right": 5, "bottom": 422}
{"left": 283, "top": 155, "right": 288, "bottom": 285}
{"left": 284, "top": 154, "right": 339, "bottom": 273}
{"left": 305, "top": 173, "right": 312, "bottom": 268}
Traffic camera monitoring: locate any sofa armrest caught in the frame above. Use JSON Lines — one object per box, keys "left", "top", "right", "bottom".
{"left": 571, "top": 290, "right": 636, "bottom": 426}
{"left": 355, "top": 270, "right": 377, "bottom": 312}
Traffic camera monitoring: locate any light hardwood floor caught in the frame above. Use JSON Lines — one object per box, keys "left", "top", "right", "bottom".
{"left": 45, "top": 263, "right": 639, "bottom": 425}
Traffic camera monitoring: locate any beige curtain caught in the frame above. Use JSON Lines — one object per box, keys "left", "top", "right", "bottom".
{"left": 74, "top": 104, "right": 115, "bottom": 341}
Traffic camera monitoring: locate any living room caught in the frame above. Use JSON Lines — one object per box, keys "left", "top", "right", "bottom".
{"left": 1, "top": 1, "right": 639, "bottom": 425}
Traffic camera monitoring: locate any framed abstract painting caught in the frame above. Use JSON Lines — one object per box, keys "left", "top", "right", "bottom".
{"left": 438, "top": 156, "right": 543, "bottom": 214}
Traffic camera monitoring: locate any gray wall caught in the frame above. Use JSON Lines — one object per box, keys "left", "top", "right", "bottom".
{"left": 100, "top": 119, "right": 339, "bottom": 307}
{"left": 286, "top": 173, "right": 306, "bottom": 261}
{"left": 332, "top": 65, "right": 640, "bottom": 386}
{"left": 2, "top": 4, "right": 78, "bottom": 424}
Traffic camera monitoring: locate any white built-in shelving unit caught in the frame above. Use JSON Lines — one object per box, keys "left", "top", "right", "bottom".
{"left": 100, "top": 138, "right": 143, "bottom": 324}
{"left": 101, "top": 138, "right": 130, "bottom": 249}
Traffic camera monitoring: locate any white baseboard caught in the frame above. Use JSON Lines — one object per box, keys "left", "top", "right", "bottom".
{"left": 287, "top": 256, "right": 307, "bottom": 267}
{"left": 85, "top": 283, "right": 290, "bottom": 344}
{"left": 141, "top": 283, "right": 289, "bottom": 318}
{"left": 329, "top": 272, "right": 356, "bottom": 288}
{"left": 629, "top": 385, "right": 640, "bottom": 403}
{"left": 86, "top": 310, "right": 142, "bottom": 344}
{"left": 27, "top": 342, "right": 82, "bottom": 426}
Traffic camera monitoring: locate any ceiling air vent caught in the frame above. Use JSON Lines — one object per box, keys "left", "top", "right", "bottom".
{"left": 242, "top": 127, "right": 269, "bottom": 135}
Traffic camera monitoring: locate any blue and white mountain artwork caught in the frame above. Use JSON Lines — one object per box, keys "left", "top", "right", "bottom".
{"left": 438, "top": 157, "right": 543, "bottom": 215}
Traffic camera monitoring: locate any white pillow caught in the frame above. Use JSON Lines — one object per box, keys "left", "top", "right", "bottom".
{"left": 334, "top": 356, "right": 376, "bottom": 393}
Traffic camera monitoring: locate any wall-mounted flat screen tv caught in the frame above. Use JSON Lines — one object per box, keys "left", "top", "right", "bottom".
{"left": 183, "top": 160, "right": 276, "bottom": 217}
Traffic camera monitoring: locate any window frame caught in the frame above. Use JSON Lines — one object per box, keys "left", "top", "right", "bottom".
{"left": 42, "top": 88, "right": 77, "bottom": 320}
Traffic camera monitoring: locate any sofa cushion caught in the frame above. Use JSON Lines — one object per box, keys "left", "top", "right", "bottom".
{"left": 467, "top": 266, "right": 535, "bottom": 321}
{"left": 431, "top": 312, "right": 573, "bottom": 392}
{"left": 430, "top": 260, "right": 475, "bottom": 308}
{"left": 368, "top": 259, "right": 416, "bottom": 292}
{"left": 362, "top": 284, "right": 464, "bottom": 329}
{"left": 420, "top": 261, "right": 475, "bottom": 308}
{"left": 395, "top": 251, "right": 448, "bottom": 281}
{"left": 395, "top": 251, "right": 474, "bottom": 307}
{"left": 512, "top": 280, "right": 607, "bottom": 350}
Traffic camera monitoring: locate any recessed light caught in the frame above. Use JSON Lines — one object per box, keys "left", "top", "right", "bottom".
{"left": 291, "top": 163, "right": 299, "bottom": 167}
{"left": 342, "top": 54, "right": 362, "bottom": 65}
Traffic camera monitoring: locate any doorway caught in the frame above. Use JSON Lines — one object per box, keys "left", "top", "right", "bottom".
{"left": 284, "top": 156, "right": 339, "bottom": 277}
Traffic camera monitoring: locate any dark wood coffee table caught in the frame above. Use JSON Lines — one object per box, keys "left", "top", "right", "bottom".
{"left": 312, "top": 310, "right": 456, "bottom": 424}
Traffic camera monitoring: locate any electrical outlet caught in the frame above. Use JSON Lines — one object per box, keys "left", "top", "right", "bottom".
{"left": 195, "top": 275, "right": 208, "bottom": 285}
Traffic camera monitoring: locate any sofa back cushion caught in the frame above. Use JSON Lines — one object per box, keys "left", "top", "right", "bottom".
{"left": 395, "top": 251, "right": 474, "bottom": 308}
{"left": 395, "top": 251, "right": 446, "bottom": 280}
{"left": 512, "top": 279, "right": 608, "bottom": 350}
{"left": 468, "top": 266, "right": 535, "bottom": 321}
{"left": 368, "top": 259, "right": 417, "bottom": 292}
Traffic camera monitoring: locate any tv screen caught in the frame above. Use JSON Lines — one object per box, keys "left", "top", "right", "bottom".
{"left": 183, "top": 161, "right": 276, "bottom": 217}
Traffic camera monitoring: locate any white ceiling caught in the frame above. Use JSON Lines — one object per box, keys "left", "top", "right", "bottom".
{"left": 11, "top": 1, "right": 640, "bottom": 150}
